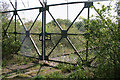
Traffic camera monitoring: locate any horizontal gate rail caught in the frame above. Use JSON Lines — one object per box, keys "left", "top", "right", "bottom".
{"left": 1, "top": 0, "right": 108, "bottom": 13}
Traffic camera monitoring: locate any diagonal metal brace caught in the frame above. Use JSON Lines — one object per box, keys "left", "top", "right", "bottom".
{"left": 47, "top": 10, "right": 63, "bottom": 31}
{"left": 48, "top": 37, "right": 63, "bottom": 57}
{"left": 66, "top": 37, "right": 83, "bottom": 62}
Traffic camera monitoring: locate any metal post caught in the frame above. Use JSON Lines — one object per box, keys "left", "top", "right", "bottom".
{"left": 67, "top": 0, "right": 69, "bottom": 27}
{"left": 42, "top": 1, "right": 47, "bottom": 60}
{"left": 86, "top": 6, "right": 90, "bottom": 61}
{"left": 15, "top": 0, "right": 17, "bottom": 41}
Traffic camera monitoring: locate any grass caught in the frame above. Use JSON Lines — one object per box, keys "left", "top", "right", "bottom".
{"left": 2, "top": 53, "right": 95, "bottom": 79}
{"left": 68, "top": 68, "right": 94, "bottom": 79}
{"left": 2, "top": 53, "right": 36, "bottom": 67}
{"left": 57, "top": 63, "right": 77, "bottom": 73}
{"left": 34, "top": 71, "right": 67, "bottom": 78}
{"left": 46, "top": 72, "right": 64, "bottom": 78}
{"left": 33, "top": 61, "right": 94, "bottom": 79}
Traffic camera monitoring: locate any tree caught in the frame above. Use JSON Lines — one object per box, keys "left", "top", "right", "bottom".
{"left": 1, "top": 2, "right": 11, "bottom": 31}
{"left": 85, "top": 2, "right": 120, "bottom": 78}
{"left": 74, "top": 21, "right": 85, "bottom": 32}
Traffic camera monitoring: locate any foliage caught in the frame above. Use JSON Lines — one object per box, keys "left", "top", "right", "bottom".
{"left": 47, "top": 18, "right": 71, "bottom": 28}
{"left": 2, "top": 36, "right": 21, "bottom": 67}
{"left": 34, "top": 75, "right": 46, "bottom": 79}
{"left": 2, "top": 36, "right": 21, "bottom": 58}
{"left": 57, "top": 63, "right": 77, "bottom": 73}
{"left": 46, "top": 72, "right": 64, "bottom": 78}
{"left": 68, "top": 68, "right": 93, "bottom": 79}
{"left": 84, "top": 2, "right": 120, "bottom": 78}
{"left": 1, "top": 0, "right": 120, "bottom": 79}
{"left": 34, "top": 71, "right": 64, "bottom": 79}
{"left": 74, "top": 21, "right": 85, "bottom": 32}
{"left": 1, "top": 2, "right": 25, "bottom": 66}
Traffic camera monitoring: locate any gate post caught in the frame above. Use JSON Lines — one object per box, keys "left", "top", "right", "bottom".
{"left": 42, "top": 1, "right": 47, "bottom": 60}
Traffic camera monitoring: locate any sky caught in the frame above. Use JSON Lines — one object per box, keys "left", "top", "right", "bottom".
{"left": 1, "top": 0, "right": 117, "bottom": 23}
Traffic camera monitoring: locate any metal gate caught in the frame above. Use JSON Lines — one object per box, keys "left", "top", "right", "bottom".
{"left": 1, "top": 0, "right": 108, "bottom": 65}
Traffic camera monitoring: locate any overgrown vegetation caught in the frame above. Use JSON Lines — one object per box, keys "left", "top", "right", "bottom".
{"left": 57, "top": 63, "right": 77, "bottom": 73}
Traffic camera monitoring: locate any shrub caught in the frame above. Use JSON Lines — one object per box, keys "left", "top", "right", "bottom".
{"left": 46, "top": 72, "right": 63, "bottom": 78}
{"left": 57, "top": 63, "right": 76, "bottom": 73}
{"left": 2, "top": 36, "right": 21, "bottom": 60}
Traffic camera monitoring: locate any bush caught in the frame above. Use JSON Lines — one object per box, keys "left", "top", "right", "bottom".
{"left": 68, "top": 68, "right": 93, "bottom": 79}
{"left": 85, "top": 3, "right": 120, "bottom": 78}
{"left": 57, "top": 63, "right": 77, "bottom": 73}
{"left": 2, "top": 36, "right": 21, "bottom": 60}
{"left": 46, "top": 72, "right": 63, "bottom": 78}
{"left": 34, "top": 75, "right": 46, "bottom": 79}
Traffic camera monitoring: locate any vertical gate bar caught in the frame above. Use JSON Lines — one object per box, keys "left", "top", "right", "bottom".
{"left": 15, "top": 0, "right": 17, "bottom": 41}
{"left": 42, "top": 1, "right": 46, "bottom": 60}
{"left": 44, "top": 2, "right": 46, "bottom": 59}
{"left": 67, "top": 0, "right": 69, "bottom": 27}
{"left": 86, "top": 6, "right": 90, "bottom": 61}
{"left": 42, "top": 8, "right": 44, "bottom": 60}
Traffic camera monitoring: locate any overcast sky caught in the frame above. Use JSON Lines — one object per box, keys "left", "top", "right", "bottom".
{"left": 1, "top": 0, "right": 116, "bottom": 23}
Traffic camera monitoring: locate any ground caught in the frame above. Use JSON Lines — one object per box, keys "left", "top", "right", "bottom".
{"left": 2, "top": 55, "right": 77, "bottom": 78}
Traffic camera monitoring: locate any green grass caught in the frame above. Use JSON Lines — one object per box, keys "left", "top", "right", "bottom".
{"left": 57, "top": 63, "right": 78, "bottom": 73}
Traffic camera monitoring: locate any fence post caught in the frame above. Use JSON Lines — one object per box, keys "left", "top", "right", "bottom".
{"left": 42, "top": 1, "right": 47, "bottom": 60}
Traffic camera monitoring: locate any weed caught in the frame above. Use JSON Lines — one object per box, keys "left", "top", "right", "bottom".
{"left": 46, "top": 71, "right": 63, "bottom": 78}
{"left": 57, "top": 63, "right": 76, "bottom": 73}
{"left": 34, "top": 75, "right": 46, "bottom": 79}
{"left": 68, "top": 68, "right": 93, "bottom": 79}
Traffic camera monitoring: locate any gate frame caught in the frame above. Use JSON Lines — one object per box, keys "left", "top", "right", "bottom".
{"left": 1, "top": 0, "right": 108, "bottom": 64}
